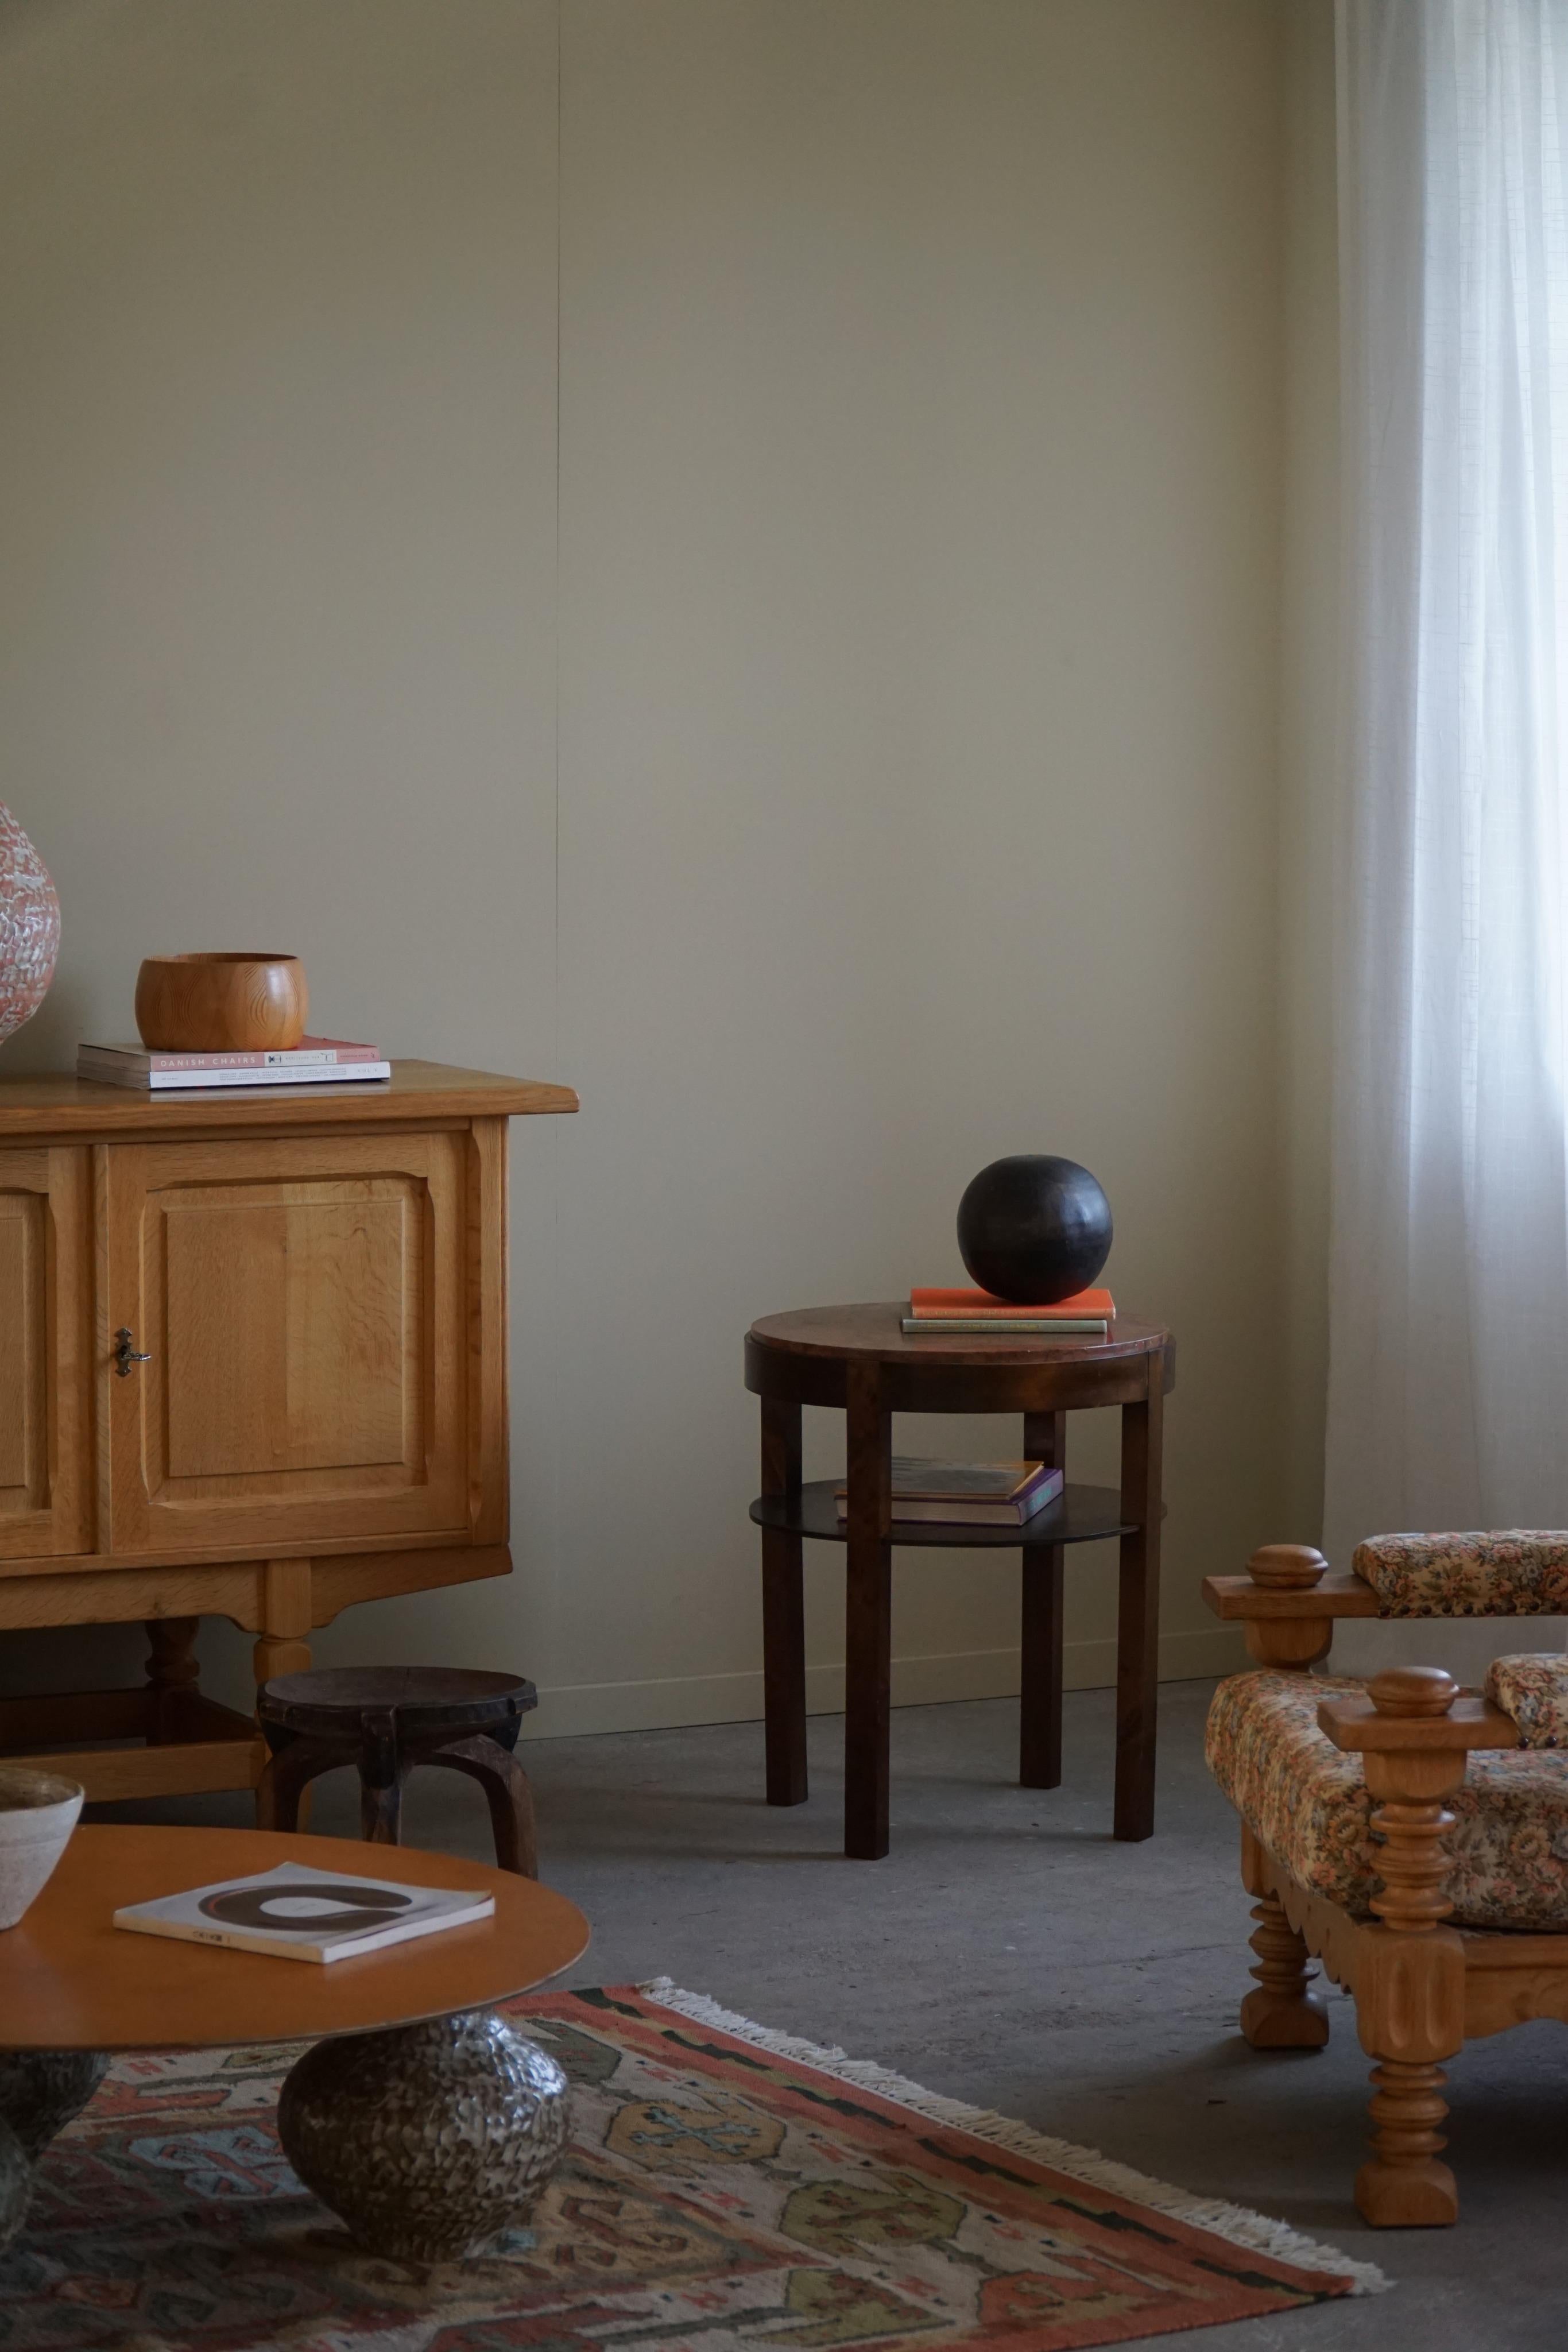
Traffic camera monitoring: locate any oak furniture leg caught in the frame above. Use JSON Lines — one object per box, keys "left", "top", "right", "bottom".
{"left": 1352, "top": 1688, "right": 1466, "bottom": 2225}
{"left": 843, "top": 1361, "right": 892, "bottom": 1860}
{"left": 1237, "top": 1824, "right": 1329, "bottom": 2048}
{"left": 253, "top": 1559, "right": 313, "bottom": 1692}
{"left": 1114, "top": 1368, "right": 1163, "bottom": 1840}
{"left": 761, "top": 1395, "right": 808, "bottom": 1806}
{"left": 1020, "top": 1411, "right": 1066, "bottom": 1789}
{"left": 144, "top": 1616, "right": 200, "bottom": 1744}
{"left": 1312, "top": 1665, "right": 1487, "bottom": 2225}
{"left": 432, "top": 1733, "right": 539, "bottom": 1878}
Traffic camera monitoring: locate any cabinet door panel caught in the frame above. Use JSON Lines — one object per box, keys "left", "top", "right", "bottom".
{"left": 0, "top": 1147, "right": 92, "bottom": 1561}
{"left": 107, "top": 1132, "right": 469, "bottom": 1554}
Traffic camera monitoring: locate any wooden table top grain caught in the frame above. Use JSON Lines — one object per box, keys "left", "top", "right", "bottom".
{"left": 0, "top": 1061, "right": 578, "bottom": 1139}
{"left": 0, "top": 1826, "right": 589, "bottom": 2049}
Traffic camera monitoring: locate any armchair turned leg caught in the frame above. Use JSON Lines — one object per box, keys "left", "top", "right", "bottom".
{"left": 1237, "top": 1823, "right": 1328, "bottom": 2049}
{"left": 1240, "top": 1890, "right": 1329, "bottom": 2050}
{"left": 1356, "top": 2057, "right": 1457, "bottom": 2227}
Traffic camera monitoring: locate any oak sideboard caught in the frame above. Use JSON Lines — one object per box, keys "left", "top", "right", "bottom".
{"left": 0, "top": 1061, "right": 576, "bottom": 1801}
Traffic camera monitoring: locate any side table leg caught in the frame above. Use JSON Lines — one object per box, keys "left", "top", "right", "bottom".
{"left": 277, "top": 2009, "right": 570, "bottom": 2259}
{"left": 761, "top": 1395, "right": 808, "bottom": 1806}
{"left": 843, "top": 1361, "right": 892, "bottom": 1860}
{"left": 0, "top": 2051, "right": 109, "bottom": 2249}
{"left": 1020, "top": 1411, "right": 1066, "bottom": 1790}
{"left": 1114, "top": 1374, "right": 1164, "bottom": 1841}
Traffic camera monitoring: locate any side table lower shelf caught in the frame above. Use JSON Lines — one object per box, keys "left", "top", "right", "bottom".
{"left": 750, "top": 1480, "right": 1138, "bottom": 1550}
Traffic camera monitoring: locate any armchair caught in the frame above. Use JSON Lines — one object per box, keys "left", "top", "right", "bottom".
{"left": 1202, "top": 1536, "right": 1568, "bottom": 2226}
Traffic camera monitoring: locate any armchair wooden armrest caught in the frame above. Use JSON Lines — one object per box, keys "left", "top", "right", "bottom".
{"left": 1202, "top": 1545, "right": 1377, "bottom": 1667}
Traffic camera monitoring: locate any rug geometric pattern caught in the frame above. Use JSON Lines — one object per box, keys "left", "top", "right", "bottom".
{"left": 0, "top": 1984, "right": 1368, "bottom": 2351}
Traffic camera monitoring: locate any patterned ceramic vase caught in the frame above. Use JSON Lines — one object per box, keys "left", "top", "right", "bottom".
{"left": 277, "top": 2010, "right": 571, "bottom": 2260}
{"left": 0, "top": 805, "right": 60, "bottom": 1043}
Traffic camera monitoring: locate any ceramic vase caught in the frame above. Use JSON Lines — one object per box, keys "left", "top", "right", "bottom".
{"left": 0, "top": 1768, "right": 83, "bottom": 1931}
{"left": 0, "top": 806, "right": 60, "bottom": 1044}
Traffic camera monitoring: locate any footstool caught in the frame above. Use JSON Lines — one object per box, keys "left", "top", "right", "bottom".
{"left": 257, "top": 1666, "right": 539, "bottom": 1877}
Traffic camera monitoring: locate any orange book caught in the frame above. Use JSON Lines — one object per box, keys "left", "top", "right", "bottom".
{"left": 908, "top": 1286, "right": 1114, "bottom": 1320}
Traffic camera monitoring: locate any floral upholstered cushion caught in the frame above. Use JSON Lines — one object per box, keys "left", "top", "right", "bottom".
{"left": 1205, "top": 1669, "right": 1568, "bottom": 1929}
{"left": 1486, "top": 1654, "right": 1568, "bottom": 1748}
{"left": 1351, "top": 1531, "right": 1568, "bottom": 1616}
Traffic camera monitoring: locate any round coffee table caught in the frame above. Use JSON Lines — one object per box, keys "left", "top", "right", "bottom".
{"left": 746, "top": 1302, "right": 1175, "bottom": 1857}
{"left": 0, "top": 1824, "right": 589, "bottom": 2258}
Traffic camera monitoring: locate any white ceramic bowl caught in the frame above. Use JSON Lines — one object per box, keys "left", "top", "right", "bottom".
{"left": 0, "top": 1766, "right": 83, "bottom": 1929}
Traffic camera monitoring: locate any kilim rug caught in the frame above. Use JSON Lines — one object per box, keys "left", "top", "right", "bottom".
{"left": 0, "top": 1979, "right": 1387, "bottom": 2351}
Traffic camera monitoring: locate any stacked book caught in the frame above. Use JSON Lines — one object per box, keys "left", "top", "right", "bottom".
{"left": 78, "top": 1038, "right": 391, "bottom": 1092}
{"left": 902, "top": 1286, "right": 1114, "bottom": 1337}
{"left": 833, "top": 1457, "right": 1064, "bottom": 1527}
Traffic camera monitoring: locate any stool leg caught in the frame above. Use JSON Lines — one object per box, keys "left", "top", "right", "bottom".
{"left": 431, "top": 1734, "right": 539, "bottom": 1878}
{"left": 358, "top": 1708, "right": 407, "bottom": 1847}
{"left": 257, "top": 1736, "right": 342, "bottom": 1834}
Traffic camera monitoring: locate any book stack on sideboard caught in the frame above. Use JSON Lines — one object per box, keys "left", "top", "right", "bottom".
{"left": 78, "top": 1036, "right": 390, "bottom": 1090}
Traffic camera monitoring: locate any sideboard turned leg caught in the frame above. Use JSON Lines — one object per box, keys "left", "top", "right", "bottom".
{"left": 254, "top": 1558, "right": 313, "bottom": 1694}
{"left": 144, "top": 1616, "right": 200, "bottom": 1744}
{"left": 1020, "top": 1411, "right": 1066, "bottom": 1789}
{"left": 843, "top": 1362, "right": 892, "bottom": 1860}
{"left": 760, "top": 1396, "right": 808, "bottom": 1807}
{"left": 1114, "top": 1376, "right": 1163, "bottom": 1842}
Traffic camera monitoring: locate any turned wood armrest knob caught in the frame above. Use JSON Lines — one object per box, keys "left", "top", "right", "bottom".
{"left": 1245, "top": 1544, "right": 1328, "bottom": 1592}
{"left": 1368, "top": 1665, "right": 1459, "bottom": 1718}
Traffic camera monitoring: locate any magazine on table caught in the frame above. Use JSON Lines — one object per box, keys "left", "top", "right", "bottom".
{"left": 113, "top": 1862, "right": 495, "bottom": 1964}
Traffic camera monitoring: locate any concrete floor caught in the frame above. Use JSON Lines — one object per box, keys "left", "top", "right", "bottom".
{"left": 99, "top": 1680, "right": 1567, "bottom": 2351}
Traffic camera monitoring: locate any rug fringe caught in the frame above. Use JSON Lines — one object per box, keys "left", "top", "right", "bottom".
{"left": 638, "top": 1978, "right": 1391, "bottom": 2299}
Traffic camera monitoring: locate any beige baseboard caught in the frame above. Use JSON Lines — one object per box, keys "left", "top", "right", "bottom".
{"left": 523, "top": 1624, "right": 1244, "bottom": 1741}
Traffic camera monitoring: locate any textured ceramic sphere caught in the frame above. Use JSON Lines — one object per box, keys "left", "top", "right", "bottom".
{"left": 277, "top": 2010, "right": 570, "bottom": 2260}
{"left": 956, "top": 1155, "right": 1113, "bottom": 1303}
{"left": 0, "top": 805, "right": 60, "bottom": 1045}
{"left": 0, "top": 2118, "right": 28, "bottom": 2253}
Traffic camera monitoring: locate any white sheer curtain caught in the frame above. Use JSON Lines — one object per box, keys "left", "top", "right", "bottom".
{"left": 1327, "top": 0, "right": 1568, "bottom": 1577}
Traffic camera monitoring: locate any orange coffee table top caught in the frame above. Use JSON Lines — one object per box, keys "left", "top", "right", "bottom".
{"left": 0, "top": 1825, "right": 590, "bottom": 2050}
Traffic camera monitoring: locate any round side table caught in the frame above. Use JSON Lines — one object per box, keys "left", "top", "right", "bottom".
{"left": 745, "top": 1303, "right": 1175, "bottom": 1858}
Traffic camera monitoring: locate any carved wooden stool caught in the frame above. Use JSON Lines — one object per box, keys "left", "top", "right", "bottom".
{"left": 257, "top": 1667, "right": 539, "bottom": 1878}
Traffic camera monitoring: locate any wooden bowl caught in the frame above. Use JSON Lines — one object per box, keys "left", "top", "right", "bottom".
{"left": 135, "top": 953, "right": 308, "bottom": 1053}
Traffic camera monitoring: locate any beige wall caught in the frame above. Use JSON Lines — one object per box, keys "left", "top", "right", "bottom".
{"left": 0, "top": 0, "right": 1292, "bottom": 1733}
{"left": 1278, "top": 0, "right": 1338, "bottom": 1546}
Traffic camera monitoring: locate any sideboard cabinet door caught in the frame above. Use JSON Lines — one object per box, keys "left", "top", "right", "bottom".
{"left": 0, "top": 1146, "right": 92, "bottom": 1561}
{"left": 104, "top": 1130, "right": 473, "bottom": 1556}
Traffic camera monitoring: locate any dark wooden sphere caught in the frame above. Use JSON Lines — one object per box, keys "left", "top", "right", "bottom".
{"left": 956, "top": 1155, "right": 1113, "bottom": 1303}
